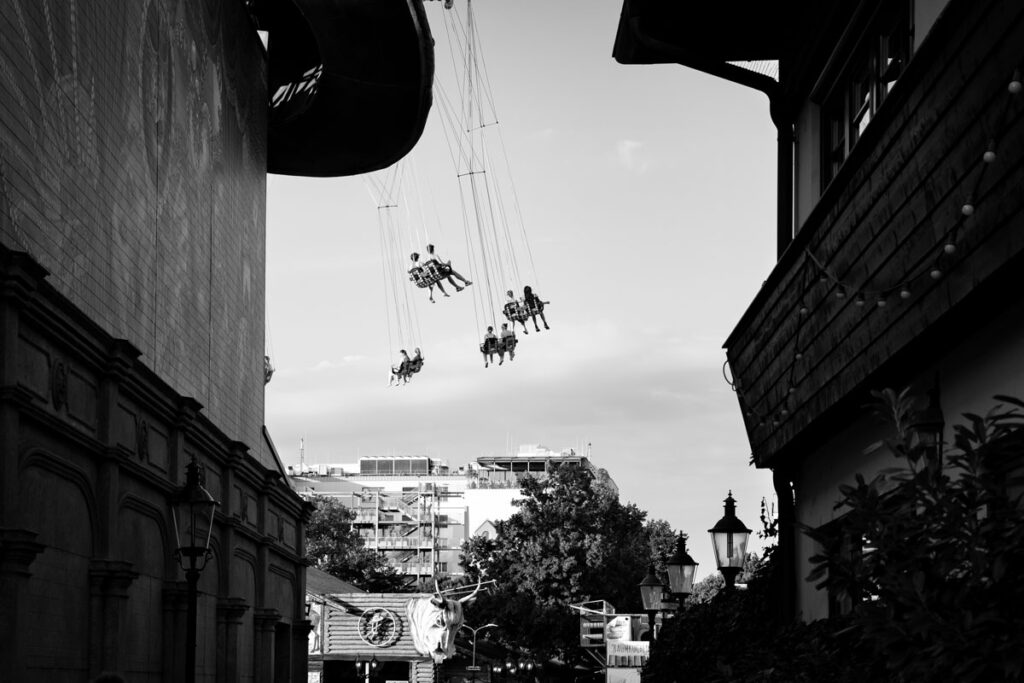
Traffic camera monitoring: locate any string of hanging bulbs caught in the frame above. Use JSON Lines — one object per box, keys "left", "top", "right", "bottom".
{"left": 726, "top": 67, "right": 1022, "bottom": 432}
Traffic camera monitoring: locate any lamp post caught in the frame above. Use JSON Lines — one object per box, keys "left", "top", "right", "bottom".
{"left": 909, "top": 381, "right": 945, "bottom": 466}
{"left": 354, "top": 654, "right": 379, "bottom": 683}
{"left": 460, "top": 622, "right": 497, "bottom": 680}
{"left": 638, "top": 564, "right": 666, "bottom": 640}
{"left": 172, "top": 457, "right": 219, "bottom": 683}
{"left": 708, "top": 491, "right": 751, "bottom": 591}
{"left": 665, "top": 533, "right": 698, "bottom": 609}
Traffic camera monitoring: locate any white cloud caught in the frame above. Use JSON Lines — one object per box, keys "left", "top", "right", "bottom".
{"left": 311, "top": 356, "right": 366, "bottom": 371}
{"left": 615, "top": 139, "right": 650, "bottom": 173}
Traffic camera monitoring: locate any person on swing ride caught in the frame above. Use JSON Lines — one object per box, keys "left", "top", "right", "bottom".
{"left": 410, "top": 251, "right": 449, "bottom": 303}
{"left": 424, "top": 243, "right": 472, "bottom": 292}
{"left": 498, "top": 323, "right": 516, "bottom": 365}
{"left": 503, "top": 290, "right": 530, "bottom": 334}
{"left": 390, "top": 349, "right": 412, "bottom": 386}
{"left": 408, "top": 347, "right": 424, "bottom": 374}
{"left": 482, "top": 326, "right": 498, "bottom": 368}
{"left": 523, "top": 285, "right": 549, "bottom": 332}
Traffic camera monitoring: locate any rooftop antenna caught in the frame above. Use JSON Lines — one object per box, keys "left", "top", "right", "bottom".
{"left": 300, "top": 437, "right": 305, "bottom": 471}
{"left": 587, "top": 441, "right": 592, "bottom": 458}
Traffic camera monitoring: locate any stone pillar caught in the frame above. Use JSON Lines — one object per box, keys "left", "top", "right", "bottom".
{"left": 0, "top": 529, "right": 45, "bottom": 682}
{"left": 253, "top": 608, "right": 281, "bottom": 683}
{"left": 292, "top": 620, "right": 313, "bottom": 683}
{"left": 163, "top": 581, "right": 187, "bottom": 683}
{"left": 88, "top": 559, "right": 139, "bottom": 677}
{"left": 216, "top": 597, "right": 249, "bottom": 683}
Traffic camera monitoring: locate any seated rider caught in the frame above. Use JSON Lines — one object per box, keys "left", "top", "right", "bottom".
{"left": 499, "top": 323, "right": 516, "bottom": 365}
{"left": 482, "top": 326, "right": 498, "bottom": 368}
{"left": 410, "top": 251, "right": 449, "bottom": 303}
{"left": 408, "top": 347, "right": 424, "bottom": 374}
{"left": 504, "top": 290, "right": 530, "bottom": 334}
{"left": 424, "top": 244, "right": 472, "bottom": 292}
{"left": 390, "top": 349, "right": 412, "bottom": 385}
{"left": 523, "top": 285, "right": 549, "bottom": 332}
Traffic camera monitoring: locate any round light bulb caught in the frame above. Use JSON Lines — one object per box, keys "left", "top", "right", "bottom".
{"left": 795, "top": 351, "right": 803, "bottom": 360}
{"left": 835, "top": 288, "right": 846, "bottom": 300}
{"left": 944, "top": 242, "right": 956, "bottom": 255}
{"left": 854, "top": 294, "right": 865, "bottom": 306}
{"left": 962, "top": 203, "right": 975, "bottom": 216}
{"left": 930, "top": 268, "right": 942, "bottom": 280}
{"left": 876, "top": 297, "right": 887, "bottom": 308}
{"left": 900, "top": 288, "right": 911, "bottom": 299}
{"left": 1009, "top": 80, "right": 1022, "bottom": 94}
{"left": 983, "top": 150, "right": 996, "bottom": 163}
{"left": 799, "top": 305, "right": 809, "bottom": 315}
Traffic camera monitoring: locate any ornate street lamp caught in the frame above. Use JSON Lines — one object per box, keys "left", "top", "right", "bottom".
{"left": 638, "top": 564, "right": 665, "bottom": 640}
{"left": 665, "top": 533, "right": 698, "bottom": 607}
{"left": 909, "top": 382, "right": 945, "bottom": 465}
{"left": 354, "top": 655, "right": 379, "bottom": 683}
{"left": 460, "top": 622, "right": 497, "bottom": 680}
{"left": 708, "top": 491, "right": 751, "bottom": 590}
{"left": 172, "top": 457, "right": 219, "bottom": 683}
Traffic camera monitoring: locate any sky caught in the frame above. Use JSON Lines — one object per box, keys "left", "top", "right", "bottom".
{"left": 265, "top": 0, "right": 779, "bottom": 575}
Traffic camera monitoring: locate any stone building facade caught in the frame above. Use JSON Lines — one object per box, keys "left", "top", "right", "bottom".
{"left": 0, "top": 1, "right": 309, "bottom": 680}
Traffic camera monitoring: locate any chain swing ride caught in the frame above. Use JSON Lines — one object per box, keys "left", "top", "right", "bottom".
{"left": 370, "top": 0, "right": 550, "bottom": 383}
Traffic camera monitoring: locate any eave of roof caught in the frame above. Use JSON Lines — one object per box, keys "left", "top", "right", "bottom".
{"left": 613, "top": 0, "right": 801, "bottom": 66}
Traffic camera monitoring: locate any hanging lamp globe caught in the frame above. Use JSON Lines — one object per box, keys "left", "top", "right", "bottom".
{"left": 638, "top": 564, "right": 666, "bottom": 611}
{"left": 665, "top": 534, "right": 698, "bottom": 599}
{"left": 172, "top": 457, "right": 219, "bottom": 571}
{"left": 708, "top": 491, "right": 751, "bottom": 590}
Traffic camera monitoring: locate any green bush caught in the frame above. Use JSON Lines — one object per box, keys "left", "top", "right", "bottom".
{"left": 646, "top": 392, "right": 1024, "bottom": 682}
{"left": 807, "top": 392, "right": 1024, "bottom": 682}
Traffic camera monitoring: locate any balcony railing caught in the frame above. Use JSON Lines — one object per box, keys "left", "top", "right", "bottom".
{"left": 725, "top": 1, "right": 1024, "bottom": 466}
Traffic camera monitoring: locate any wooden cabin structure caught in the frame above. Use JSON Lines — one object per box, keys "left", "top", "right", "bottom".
{"left": 614, "top": 0, "right": 1024, "bottom": 620}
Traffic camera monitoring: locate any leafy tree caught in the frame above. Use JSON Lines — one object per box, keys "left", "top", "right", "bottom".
{"left": 645, "top": 518, "right": 679, "bottom": 574}
{"left": 305, "top": 495, "right": 405, "bottom": 592}
{"left": 461, "top": 466, "right": 671, "bottom": 665}
{"left": 807, "top": 392, "right": 1024, "bottom": 682}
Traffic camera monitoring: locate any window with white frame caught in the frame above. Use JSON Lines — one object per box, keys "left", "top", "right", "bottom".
{"left": 821, "top": 1, "right": 914, "bottom": 190}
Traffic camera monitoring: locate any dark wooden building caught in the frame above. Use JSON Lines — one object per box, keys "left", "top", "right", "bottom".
{"left": 614, "top": 0, "right": 1024, "bottom": 619}
{"left": 0, "top": 0, "right": 433, "bottom": 680}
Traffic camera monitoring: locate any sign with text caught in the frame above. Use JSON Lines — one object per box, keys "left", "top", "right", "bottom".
{"left": 607, "top": 639, "right": 649, "bottom": 668}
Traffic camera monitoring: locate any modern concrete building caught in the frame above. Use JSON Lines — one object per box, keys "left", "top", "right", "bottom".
{"left": 0, "top": 0, "right": 433, "bottom": 680}
{"left": 613, "top": 0, "right": 1024, "bottom": 621}
{"left": 289, "top": 446, "right": 614, "bottom": 583}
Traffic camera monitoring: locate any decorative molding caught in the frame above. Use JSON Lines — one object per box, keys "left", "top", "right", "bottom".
{"left": 216, "top": 596, "right": 250, "bottom": 624}
{"left": 0, "top": 528, "right": 46, "bottom": 576}
{"left": 88, "top": 559, "right": 139, "bottom": 597}
{"left": 50, "top": 359, "right": 68, "bottom": 411}
{"left": 135, "top": 417, "right": 149, "bottom": 461}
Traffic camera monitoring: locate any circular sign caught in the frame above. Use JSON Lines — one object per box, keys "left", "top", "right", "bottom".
{"left": 357, "top": 608, "right": 401, "bottom": 648}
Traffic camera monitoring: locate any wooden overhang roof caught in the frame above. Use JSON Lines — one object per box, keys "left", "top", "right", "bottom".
{"left": 253, "top": 0, "right": 434, "bottom": 177}
{"left": 612, "top": 0, "right": 804, "bottom": 65}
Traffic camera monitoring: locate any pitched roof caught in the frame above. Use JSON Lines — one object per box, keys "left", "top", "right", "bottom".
{"left": 306, "top": 567, "right": 363, "bottom": 596}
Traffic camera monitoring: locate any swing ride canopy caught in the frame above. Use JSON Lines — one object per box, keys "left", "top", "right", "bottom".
{"left": 251, "top": 0, "right": 435, "bottom": 177}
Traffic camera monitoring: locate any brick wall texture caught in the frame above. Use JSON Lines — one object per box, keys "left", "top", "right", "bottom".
{"left": 0, "top": 0, "right": 270, "bottom": 462}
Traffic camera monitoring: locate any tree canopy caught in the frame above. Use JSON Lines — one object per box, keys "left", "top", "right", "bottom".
{"left": 460, "top": 465, "right": 675, "bottom": 664}
{"left": 305, "top": 495, "right": 405, "bottom": 593}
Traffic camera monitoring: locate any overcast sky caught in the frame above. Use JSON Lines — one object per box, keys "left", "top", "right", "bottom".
{"left": 265, "top": 0, "right": 779, "bottom": 574}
